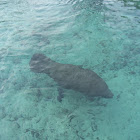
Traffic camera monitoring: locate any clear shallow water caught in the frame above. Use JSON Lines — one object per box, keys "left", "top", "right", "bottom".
{"left": 0, "top": 0, "right": 140, "bottom": 139}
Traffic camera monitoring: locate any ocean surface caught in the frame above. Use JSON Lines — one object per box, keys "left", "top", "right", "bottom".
{"left": 0, "top": 0, "right": 140, "bottom": 139}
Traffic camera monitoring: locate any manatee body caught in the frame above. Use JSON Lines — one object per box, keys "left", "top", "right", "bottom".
{"left": 29, "top": 53, "right": 113, "bottom": 98}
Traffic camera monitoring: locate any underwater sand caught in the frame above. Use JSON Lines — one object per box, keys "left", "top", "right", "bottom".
{"left": 0, "top": 0, "right": 140, "bottom": 139}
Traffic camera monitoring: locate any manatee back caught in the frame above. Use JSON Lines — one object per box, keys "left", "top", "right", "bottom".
{"left": 49, "top": 63, "right": 113, "bottom": 98}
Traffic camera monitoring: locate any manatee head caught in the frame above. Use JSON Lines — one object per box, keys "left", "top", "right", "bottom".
{"left": 29, "top": 53, "right": 51, "bottom": 73}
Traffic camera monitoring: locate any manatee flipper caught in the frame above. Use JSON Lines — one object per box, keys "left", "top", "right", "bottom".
{"left": 57, "top": 87, "right": 64, "bottom": 102}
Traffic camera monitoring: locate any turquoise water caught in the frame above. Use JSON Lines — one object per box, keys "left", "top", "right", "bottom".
{"left": 0, "top": 0, "right": 140, "bottom": 139}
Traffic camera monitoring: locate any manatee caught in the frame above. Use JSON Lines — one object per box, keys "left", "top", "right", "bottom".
{"left": 29, "top": 53, "right": 113, "bottom": 98}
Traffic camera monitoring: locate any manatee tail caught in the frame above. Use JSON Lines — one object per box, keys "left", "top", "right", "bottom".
{"left": 29, "top": 53, "right": 51, "bottom": 73}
